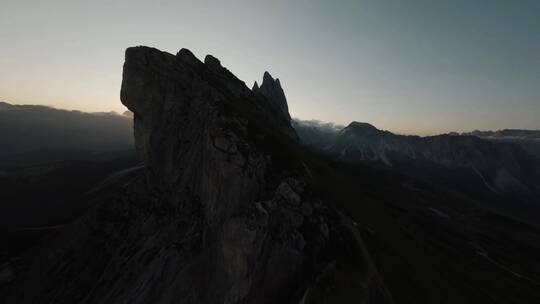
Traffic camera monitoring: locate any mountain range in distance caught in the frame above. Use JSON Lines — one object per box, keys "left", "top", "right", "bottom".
{"left": 464, "top": 129, "right": 540, "bottom": 140}
{"left": 293, "top": 119, "right": 540, "bottom": 156}
{"left": 0, "top": 101, "right": 133, "bottom": 160}
{"left": 294, "top": 120, "right": 540, "bottom": 195}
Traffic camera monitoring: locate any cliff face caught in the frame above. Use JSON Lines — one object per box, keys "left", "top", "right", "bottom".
{"left": 1, "top": 46, "right": 390, "bottom": 303}
{"left": 119, "top": 47, "right": 303, "bottom": 224}
{"left": 252, "top": 71, "right": 291, "bottom": 121}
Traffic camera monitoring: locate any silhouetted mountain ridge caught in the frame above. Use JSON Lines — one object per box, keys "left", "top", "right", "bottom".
{"left": 464, "top": 129, "right": 540, "bottom": 139}
{"left": 294, "top": 119, "right": 540, "bottom": 198}
{"left": 0, "top": 101, "right": 133, "bottom": 158}
{"left": 0, "top": 102, "right": 139, "bottom": 260}
{"left": 461, "top": 129, "right": 540, "bottom": 159}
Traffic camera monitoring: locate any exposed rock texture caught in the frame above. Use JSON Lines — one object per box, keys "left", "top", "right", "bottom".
{"left": 1, "top": 47, "right": 391, "bottom": 303}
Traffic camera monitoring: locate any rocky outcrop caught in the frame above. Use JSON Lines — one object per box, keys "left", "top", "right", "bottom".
{"left": 1, "top": 47, "right": 391, "bottom": 303}
{"left": 252, "top": 71, "right": 291, "bottom": 121}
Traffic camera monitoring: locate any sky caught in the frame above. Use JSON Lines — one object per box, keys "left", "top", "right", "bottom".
{"left": 1, "top": 0, "right": 539, "bottom": 135}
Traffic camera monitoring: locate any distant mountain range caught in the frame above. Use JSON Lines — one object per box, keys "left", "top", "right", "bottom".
{"left": 0, "top": 102, "right": 138, "bottom": 231}
{"left": 0, "top": 102, "right": 133, "bottom": 159}
{"left": 464, "top": 129, "right": 540, "bottom": 139}
{"left": 293, "top": 120, "right": 540, "bottom": 199}
{"left": 461, "top": 129, "right": 540, "bottom": 159}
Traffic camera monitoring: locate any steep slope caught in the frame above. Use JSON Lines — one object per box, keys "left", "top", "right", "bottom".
{"left": 0, "top": 103, "right": 137, "bottom": 256}
{"left": 0, "top": 47, "right": 391, "bottom": 303}
{"left": 252, "top": 71, "right": 291, "bottom": 121}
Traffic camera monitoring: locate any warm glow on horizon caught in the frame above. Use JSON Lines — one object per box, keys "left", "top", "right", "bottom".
{"left": 1, "top": 0, "right": 539, "bottom": 135}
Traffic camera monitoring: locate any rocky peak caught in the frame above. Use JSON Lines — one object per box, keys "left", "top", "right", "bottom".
{"left": 262, "top": 70, "right": 274, "bottom": 83}
{"left": 252, "top": 81, "right": 259, "bottom": 91}
{"left": 121, "top": 47, "right": 297, "bottom": 177}
{"left": 346, "top": 121, "right": 378, "bottom": 132}
{"left": 204, "top": 54, "right": 222, "bottom": 69}
{"left": 254, "top": 71, "right": 291, "bottom": 121}
{"left": 341, "top": 121, "right": 382, "bottom": 138}
{"left": 176, "top": 48, "right": 203, "bottom": 67}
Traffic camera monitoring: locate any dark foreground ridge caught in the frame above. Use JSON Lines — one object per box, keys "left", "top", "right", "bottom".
{"left": 0, "top": 46, "right": 391, "bottom": 303}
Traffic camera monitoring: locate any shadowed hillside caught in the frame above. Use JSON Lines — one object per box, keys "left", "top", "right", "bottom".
{"left": 0, "top": 102, "right": 133, "bottom": 159}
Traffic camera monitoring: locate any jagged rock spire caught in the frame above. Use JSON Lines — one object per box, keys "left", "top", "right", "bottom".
{"left": 204, "top": 54, "right": 224, "bottom": 72}
{"left": 254, "top": 71, "right": 291, "bottom": 121}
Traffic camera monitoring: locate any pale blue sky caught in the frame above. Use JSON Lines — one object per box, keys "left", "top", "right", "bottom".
{"left": 1, "top": 0, "right": 539, "bottom": 134}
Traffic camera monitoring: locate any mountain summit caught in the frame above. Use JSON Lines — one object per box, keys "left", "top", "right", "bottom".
{"left": 343, "top": 121, "right": 379, "bottom": 133}
{"left": 252, "top": 71, "right": 291, "bottom": 121}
